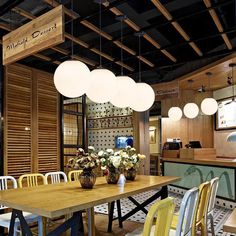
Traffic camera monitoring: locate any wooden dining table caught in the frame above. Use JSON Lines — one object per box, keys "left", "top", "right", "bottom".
{"left": 0, "top": 175, "right": 180, "bottom": 236}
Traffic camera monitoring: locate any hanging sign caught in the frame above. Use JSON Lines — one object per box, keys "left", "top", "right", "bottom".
{"left": 3, "top": 5, "right": 64, "bottom": 65}
{"left": 152, "top": 81, "right": 179, "bottom": 101}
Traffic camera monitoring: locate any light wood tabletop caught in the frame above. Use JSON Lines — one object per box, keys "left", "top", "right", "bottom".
{"left": 223, "top": 208, "right": 236, "bottom": 233}
{"left": 0, "top": 175, "right": 180, "bottom": 218}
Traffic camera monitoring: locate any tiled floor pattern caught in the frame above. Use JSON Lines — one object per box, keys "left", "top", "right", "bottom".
{"left": 94, "top": 190, "right": 235, "bottom": 236}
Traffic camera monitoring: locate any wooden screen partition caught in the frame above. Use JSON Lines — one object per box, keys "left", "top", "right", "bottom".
{"left": 4, "top": 64, "right": 60, "bottom": 177}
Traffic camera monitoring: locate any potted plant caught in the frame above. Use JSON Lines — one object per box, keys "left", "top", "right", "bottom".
{"left": 98, "top": 149, "right": 122, "bottom": 184}
{"left": 67, "top": 146, "right": 99, "bottom": 189}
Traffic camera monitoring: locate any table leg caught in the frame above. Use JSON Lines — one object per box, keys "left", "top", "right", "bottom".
{"left": 107, "top": 201, "right": 115, "bottom": 232}
{"left": 116, "top": 200, "right": 123, "bottom": 228}
{"left": 9, "top": 209, "right": 33, "bottom": 236}
{"left": 87, "top": 207, "right": 95, "bottom": 236}
{"left": 160, "top": 185, "right": 168, "bottom": 199}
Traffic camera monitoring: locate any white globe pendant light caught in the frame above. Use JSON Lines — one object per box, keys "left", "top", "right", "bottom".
{"left": 54, "top": 60, "right": 90, "bottom": 98}
{"left": 86, "top": 69, "right": 116, "bottom": 103}
{"left": 110, "top": 76, "right": 136, "bottom": 108}
{"left": 168, "top": 107, "right": 182, "bottom": 121}
{"left": 130, "top": 82, "right": 155, "bottom": 112}
{"left": 201, "top": 98, "right": 218, "bottom": 115}
{"left": 183, "top": 103, "right": 199, "bottom": 119}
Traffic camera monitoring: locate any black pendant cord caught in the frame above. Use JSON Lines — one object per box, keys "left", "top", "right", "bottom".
{"left": 71, "top": 0, "right": 74, "bottom": 58}
{"left": 120, "top": 19, "right": 123, "bottom": 75}
{"left": 99, "top": 2, "right": 102, "bottom": 67}
{"left": 138, "top": 35, "right": 141, "bottom": 82}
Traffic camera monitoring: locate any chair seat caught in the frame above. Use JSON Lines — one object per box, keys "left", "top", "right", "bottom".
{"left": 0, "top": 211, "right": 40, "bottom": 228}
{"left": 126, "top": 225, "right": 176, "bottom": 236}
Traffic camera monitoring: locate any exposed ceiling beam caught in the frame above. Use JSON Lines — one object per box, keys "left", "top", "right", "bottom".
{"left": 43, "top": 0, "right": 153, "bottom": 68}
{"left": 203, "top": 0, "right": 232, "bottom": 50}
{"left": 151, "top": 0, "right": 203, "bottom": 57}
{"left": 105, "top": 4, "right": 177, "bottom": 63}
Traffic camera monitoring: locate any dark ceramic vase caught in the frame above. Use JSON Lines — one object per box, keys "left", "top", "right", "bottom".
{"left": 124, "top": 168, "right": 137, "bottom": 181}
{"left": 79, "top": 169, "right": 96, "bottom": 189}
{"left": 106, "top": 167, "right": 120, "bottom": 184}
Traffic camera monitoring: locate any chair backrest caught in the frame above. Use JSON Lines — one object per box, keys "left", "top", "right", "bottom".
{"left": 208, "top": 177, "right": 219, "bottom": 214}
{"left": 190, "top": 181, "right": 210, "bottom": 236}
{"left": 0, "top": 176, "right": 17, "bottom": 210}
{"left": 175, "top": 187, "right": 199, "bottom": 236}
{"left": 45, "top": 171, "right": 68, "bottom": 184}
{"left": 143, "top": 197, "right": 175, "bottom": 236}
{"left": 18, "top": 173, "right": 46, "bottom": 188}
{"left": 68, "top": 170, "right": 82, "bottom": 182}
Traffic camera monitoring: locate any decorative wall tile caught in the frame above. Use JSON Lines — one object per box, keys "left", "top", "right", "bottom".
{"left": 87, "top": 102, "right": 133, "bottom": 150}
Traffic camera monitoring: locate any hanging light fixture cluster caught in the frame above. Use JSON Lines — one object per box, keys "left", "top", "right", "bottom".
{"left": 168, "top": 72, "right": 219, "bottom": 121}
{"left": 54, "top": 1, "right": 154, "bottom": 112}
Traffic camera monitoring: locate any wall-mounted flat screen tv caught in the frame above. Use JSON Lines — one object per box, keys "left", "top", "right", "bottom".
{"left": 216, "top": 97, "right": 236, "bottom": 130}
{"left": 115, "top": 136, "right": 133, "bottom": 149}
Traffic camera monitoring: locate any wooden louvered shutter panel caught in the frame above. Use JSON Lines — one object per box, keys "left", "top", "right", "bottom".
{"left": 4, "top": 65, "right": 32, "bottom": 178}
{"left": 36, "top": 71, "right": 60, "bottom": 174}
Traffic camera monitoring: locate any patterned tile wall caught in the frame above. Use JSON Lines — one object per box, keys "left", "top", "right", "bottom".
{"left": 87, "top": 102, "right": 133, "bottom": 151}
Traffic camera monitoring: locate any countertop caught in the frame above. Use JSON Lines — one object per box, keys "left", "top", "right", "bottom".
{"left": 162, "top": 157, "right": 236, "bottom": 167}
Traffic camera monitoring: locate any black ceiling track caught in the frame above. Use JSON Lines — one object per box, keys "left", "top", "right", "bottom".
{"left": 0, "top": 0, "right": 24, "bottom": 17}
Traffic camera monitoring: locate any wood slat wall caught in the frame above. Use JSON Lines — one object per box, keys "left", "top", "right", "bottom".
{"left": 4, "top": 64, "right": 60, "bottom": 177}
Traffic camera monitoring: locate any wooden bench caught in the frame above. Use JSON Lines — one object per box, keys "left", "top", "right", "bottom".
{"left": 223, "top": 208, "right": 236, "bottom": 233}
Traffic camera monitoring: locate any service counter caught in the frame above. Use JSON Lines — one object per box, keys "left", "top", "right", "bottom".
{"left": 163, "top": 157, "right": 236, "bottom": 202}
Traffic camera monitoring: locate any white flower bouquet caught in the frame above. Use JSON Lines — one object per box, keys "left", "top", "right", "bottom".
{"left": 67, "top": 146, "right": 100, "bottom": 170}
{"left": 120, "top": 146, "right": 146, "bottom": 170}
{"left": 98, "top": 149, "right": 122, "bottom": 170}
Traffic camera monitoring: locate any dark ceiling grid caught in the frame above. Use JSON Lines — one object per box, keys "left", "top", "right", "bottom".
{"left": 151, "top": 0, "right": 203, "bottom": 57}
{"left": 43, "top": 0, "right": 154, "bottom": 70}
{"left": 203, "top": 0, "right": 233, "bottom": 50}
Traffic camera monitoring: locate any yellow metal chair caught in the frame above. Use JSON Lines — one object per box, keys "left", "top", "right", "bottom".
{"left": 68, "top": 170, "right": 82, "bottom": 182}
{"left": 194, "top": 181, "right": 211, "bottom": 236}
{"left": 126, "top": 197, "right": 175, "bottom": 236}
{"left": 18, "top": 173, "right": 47, "bottom": 235}
{"left": 18, "top": 173, "right": 46, "bottom": 188}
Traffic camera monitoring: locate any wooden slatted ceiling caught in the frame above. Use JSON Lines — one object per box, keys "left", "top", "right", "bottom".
{"left": 43, "top": 0, "right": 154, "bottom": 68}
{"left": 151, "top": 0, "right": 203, "bottom": 57}
{"left": 4, "top": 65, "right": 32, "bottom": 178}
{"left": 107, "top": 5, "right": 177, "bottom": 63}
{"left": 203, "top": 0, "right": 232, "bottom": 50}
{"left": 37, "top": 72, "right": 60, "bottom": 174}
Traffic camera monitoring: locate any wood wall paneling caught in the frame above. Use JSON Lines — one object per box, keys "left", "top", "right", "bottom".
{"left": 36, "top": 71, "right": 60, "bottom": 173}
{"left": 4, "top": 64, "right": 60, "bottom": 177}
{"left": 4, "top": 65, "right": 32, "bottom": 177}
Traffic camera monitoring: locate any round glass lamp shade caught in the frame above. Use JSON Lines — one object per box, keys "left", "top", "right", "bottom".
{"left": 201, "top": 98, "right": 218, "bottom": 115}
{"left": 86, "top": 69, "right": 116, "bottom": 103}
{"left": 130, "top": 83, "right": 155, "bottom": 112}
{"left": 183, "top": 103, "right": 199, "bottom": 119}
{"left": 168, "top": 107, "right": 182, "bottom": 121}
{"left": 54, "top": 60, "right": 90, "bottom": 98}
{"left": 110, "top": 76, "right": 136, "bottom": 108}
